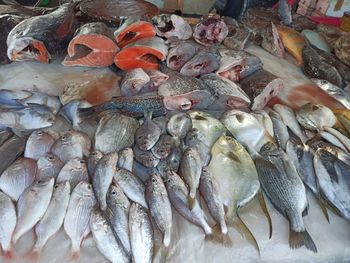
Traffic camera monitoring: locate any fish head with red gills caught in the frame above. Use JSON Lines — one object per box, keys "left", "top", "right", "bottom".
{"left": 180, "top": 51, "right": 221, "bottom": 77}
{"left": 166, "top": 42, "right": 197, "bottom": 71}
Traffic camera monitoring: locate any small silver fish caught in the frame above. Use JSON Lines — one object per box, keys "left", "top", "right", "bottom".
{"left": 133, "top": 145, "right": 160, "bottom": 168}
{"left": 37, "top": 153, "right": 64, "bottom": 179}
{"left": 167, "top": 112, "right": 192, "bottom": 139}
{"left": 56, "top": 158, "right": 89, "bottom": 190}
{"left": 24, "top": 130, "right": 55, "bottom": 160}
{"left": 117, "top": 147, "right": 133, "bottom": 172}
{"left": 87, "top": 151, "right": 103, "bottom": 179}
{"left": 0, "top": 191, "right": 16, "bottom": 259}
{"left": 151, "top": 134, "right": 176, "bottom": 160}
{"left": 135, "top": 111, "right": 161, "bottom": 151}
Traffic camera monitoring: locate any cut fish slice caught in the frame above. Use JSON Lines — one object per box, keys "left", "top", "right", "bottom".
{"left": 114, "top": 37, "right": 168, "bottom": 70}
{"left": 63, "top": 22, "right": 119, "bottom": 67}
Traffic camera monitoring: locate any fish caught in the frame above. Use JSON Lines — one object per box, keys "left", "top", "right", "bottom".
{"left": 56, "top": 158, "right": 89, "bottom": 190}
{"left": 278, "top": 0, "right": 292, "bottom": 25}
{"left": 114, "top": 37, "right": 168, "bottom": 70}
{"left": 0, "top": 130, "right": 14, "bottom": 147}
{"left": 30, "top": 181, "right": 70, "bottom": 259}
{"left": 37, "top": 153, "right": 64, "bottom": 179}
{"left": 117, "top": 147, "right": 133, "bottom": 172}
{"left": 105, "top": 184, "right": 131, "bottom": 256}
{"left": 201, "top": 73, "right": 251, "bottom": 110}
{"left": 142, "top": 69, "right": 169, "bottom": 94}
{"left": 145, "top": 172, "right": 172, "bottom": 247}
{"left": 12, "top": 91, "right": 61, "bottom": 114}
{"left": 296, "top": 103, "right": 337, "bottom": 132}
{"left": 215, "top": 49, "right": 246, "bottom": 82}
{"left": 90, "top": 207, "right": 129, "bottom": 263}
{"left": 252, "top": 110, "right": 274, "bottom": 138}
{"left": 157, "top": 147, "right": 181, "bottom": 176}
{"left": 0, "top": 104, "right": 55, "bottom": 132}
{"left": 151, "top": 134, "right": 177, "bottom": 160}
{"left": 0, "top": 135, "right": 26, "bottom": 175}
{"left": 64, "top": 181, "right": 96, "bottom": 260}
{"left": 184, "top": 128, "right": 211, "bottom": 166}
{"left": 269, "top": 110, "right": 289, "bottom": 150}
{"left": 320, "top": 131, "right": 349, "bottom": 152}
{"left": 334, "top": 109, "right": 350, "bottom": 135}
{"left": 133, "top": 144, "right": 160, "bottom": 168}
{"left": 153, "top": 116, "right": 168, "bottom": 135}
{"left": 189, "top": 110, "right": 226, "bottom": 148}
{"left": 334, "top": 34, "right": 350, "bottom": 68}
{"left": 152, "top": 14, "right": 192, "bottom": 40}
{"left": 0, "top": 89, "right": 30, "bottom": 108}
{"left": 301, "top": 30, "right": 331, "bottom": 53}
{"left": 223, "top": 22, "right": 251, "bottom": 51}
{"left": 240, "top": 54, "right": 263, "bottom": 79}
{"left": 120, "top": 68, "right": 151, "bottom": 97}
{"left": 193, "top": 15, "right": 228, "bottom": 46}
{"left": 166, "top": 42, "right": 197, "bottom": 71}
{"left": 0, "top": 157, "right": 37, "bottom": 201}
{"left": 93, "top": 152, "right": 118, "bottom": 211}
{"left": 63, "top": 22, "right": 119, "bottom": 67}
{"left": 311, "top": 79, "right": 350, "bottom": 109}
{"left": 114, "top": 167, "right": 148, "bottom": 208}
{"left": 13, "top": 177, "right": 54, "bottom": 243}
{"left": 164, "top": 169, "right": 212, "bottom": 235}
{"left": 115, "top": 18, "right": 156, "bottom": 48}
{"left": 256, "top": 143, "right": 317, "bottom": 252}
{"left": 133, "top": 161, "right": 156, "bottom": 183}
{"left": 24, "top": 130, "right": 55, "bottom": 160}
{"left": 167, "top": 112, "right": 192, "bottom": 139}
{"left": 180, "top": 51, "right": 221, "bottom": 77}
{"left": 135, "top": 111, "right": 161, "bottom": 151}
{"left": 129, "top": 203, "right": 153, "bottom": 263}
{"left": 87, "top": 151, "right": 103, "bottom": 179}
{"left": 323, "top": 126, "right": 350, "bottom": 153}
{"left": 95, "top": 111, "right": 140, "bottom": 154}
{"left": 302, "top": 44, "right": 345, "bottom": 88}
{"left": 0, "top": 191, "right": 16, "bottom": 260}
{"left": 261, "top": 22, "right": 285, "bottom": 58}
{"left": 7, "top": 3, "right": 76, "bottom": 63}
{"left": 240, "top": 69, "right": 284, "bottom": 111}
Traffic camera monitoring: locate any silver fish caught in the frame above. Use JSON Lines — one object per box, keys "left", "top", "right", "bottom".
{"left": 121, "top": 68, "right": 150, "bottom": 97}
{"left": 0, "top": 89, "right": 31, "bottom": 107}
{"left": 0, "top": 130, "right": 13, "bottom": 147}
{"left": 132, "top": 161, "right": 156, "bottom": 183}
{"left": 37, "top": 153, "right": 64, "bottom": 179}
{"left": 93, "top": 152, "right": 118, "bottom": 211}
{"left": 117, "top": 147, "right": 133, "bottom": 172}
{"left": 151, "top": 134, "right": 177, "bottom": 160}
{"left": 0, "top": 191, "right": 16, "bottom": 259}
{"left": 87, "top": 151, "right": 103, "bottom": 179}
{"left": 133, "top": 145, "right": 160, "bottom": 168}
{"left": 269, "top": 110, "right": 289, "bottom": 150}
{"left": 24, "top": 130, "right": 55, "bottom": 160}
{"left": 56, "top": 158, "right": 89, "bottom": 190}
{"left": 145, "top": 173, "right": 172, "bottom": 247}
{"left": 0, "top": 135, "right": 26, "bottom": 175}
{"left": 16, "top": 91, "right": 61, "bottom": 114}
{"left": 157, "top": 147, "right": 181, "bottom": 176}
{"left": 129, "top": 203, "right": 154, "bottom": 263}
{"left": 184, "top": 128, "right": 211, "bottom": 166}
{"left": 13, "top": 177, "right": 54, "bottom": 243}
{"left": 135, "top": 111, "right": 161, "bottom": 151}
{"left": 167, "top": 112, "right": 192, "bottom": 139}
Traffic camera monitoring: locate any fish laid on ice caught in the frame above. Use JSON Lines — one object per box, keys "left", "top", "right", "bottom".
{"left": 167, "top": 112, "right": 192, "bottom": 139}
{"left": 0, "top": 135, "right": 26, "bottom": 175}
{"left": 117, "top": 148, "right": 134, "bottom": 172}
{"left": 120, "top": 68, "right": 151, "bottom": 97}
{"left": 180, "top": 51, "right": 220, "bottom": 77}
{"left": 114, "top": 37, "right": 168, "bottom": 70}
{"left": 240, "top": 69, "right": 284, "bottom": 111}
{"left": 56, "top": 158, "right": 89, "bottom": 189}
{"left": 135, "top": 111, "right": 161, "bottom": 151}
{"left": 0, "top": 191, "right": 16, "bottom": 260}
{"left": 63, "top": 22, "right": 119, "bottom": 67}
{"left": 166, "top": 42, "right": 197, "bottom": 71}
{"left": 152, "top": 14, "right": 192, "bottom": 40}
{"left": 24, "top": 130, "right": 55, "bottom": 160}
{"left": 193, "top": 15, "right": 228, "bottom": 46}
{"left": 7, "top": 3, "right": 76, "bottom": 63}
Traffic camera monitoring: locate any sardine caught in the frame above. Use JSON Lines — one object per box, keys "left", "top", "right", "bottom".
{"left": 117, "top": 147, "right": 134, "bottom": 172}
{"left": 0, "top": 191, "right": 16, "bottom": 260}
{"left": 135, "top": 111, "right": 161, "bottom": 151}
{"left": 37, "top": 153, "right": 64, "bottom": 179}
{"left": 24, "top": 130, "right": 55, "bottom": 160}
{"left": 56, "top": 158, "right": 89, "bottom": 190}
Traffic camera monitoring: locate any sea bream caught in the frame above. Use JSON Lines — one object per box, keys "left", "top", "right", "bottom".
{"left": 7, "top": 3, "right": 77, "bottom": 63}
{"left": 152, "top": 14, "right": 192, "bottom": 40}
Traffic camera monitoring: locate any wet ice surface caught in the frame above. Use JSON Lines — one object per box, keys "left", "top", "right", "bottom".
{"left": 1, "top": 46, "right": 350, "bottom": 263}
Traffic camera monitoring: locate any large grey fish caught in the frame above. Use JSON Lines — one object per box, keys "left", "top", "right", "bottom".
{"left": 24, "top": 130, "right": 55, "bottom": 160}
{"left": 151, "top": 134, "right": 177, "bottom": 160}
{"left": 93, "top": 152, "right": 118, "bottom": 211}
{"left": 164, "top": 169, "right": 212, "bottom": 235}
{"left": 256, "top": 143, "right": 317, "bottom": 252}
{"left": 180, "top": 51, "right": 221, "bottom": 77}
{"left": 0, "top": 157, "right": 37, "bottom": 201}
{"left": 95, "top": 111, "right": 140, "bottom": 154}
{"left": 166, "top": 42, "right": 197, "bottom": 71}
{"left": 167, "top": 112, "right": 192, "bottom": 139}
{"left": 157, "top": 147, "right": 181, "bottom": 176}
{"left": 121, "top": 68, "right": 150, "bottom": 97}
{"left": 145, "top": 173, "right": 172, "bottom": 247}
{"left": 133, "top": 145, "right": 160, "bottom": 168}
{"left": 129, "top": 203, "right": 154, "bottom": 263}
{"left": 64, "top": 181, "right": 96, "bottom": 259}
{"left": 30, "top": 181, "right": 70, "bottom": 258}
{"left": 113, "top": 168, "right": 148, "bottom": 209}
{"left": 90, "top": 208, "right": 129, "bottom": 263}
{"left": 117, "top": 148, "right": 133, "bottom": 172}
{"left": 37, "top": 153, "right": 64, "bottom": 180}
{"left": 56, "top": 158, "right": 89, "bottom": 190}
{"left": 184, "top": 128, "right": 211, "bottom": 166}
{"left": 105, "top": 184, "right": 131, "bottom": 256}
{"left": 135, "top": 111, "right": 161, "bottom": 151}
{"left": 87, "top": 151, "right": 103, "bottom": 179}
{"left": 0, "top": 191, "right": 16, "bottom": 260}
{"left": 13, "top": 177, "right": 54, "bottom": 243}
{"left": 0, "top": 135, "right": 26, "bottom": 175}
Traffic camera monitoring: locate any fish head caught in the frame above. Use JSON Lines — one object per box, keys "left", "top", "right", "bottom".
{"left": 151, "top": 14, "right": 173, "bottom": 36}
{"left": 38, "top": 153, "right": 63, "bottom": 169}
{"left": 167, "top": 43, "right": 197, "bottom": 71}
{"left": 145, "top": 69, "right": 169, "bottom": 87}
{"left": 137, "top": 133, "right": 159, "bottom": 151}
{"left": 147, "top": 172, "right": 163, "bottom": 189}
{"left": 185, "top": 128, "right": 205, "bottom": 146}
{"left": 163, "top": 170, "right": 182, "bottom": 190}
{"left": 29, "top": 130, "right": 52, "bottom": 142}
{"left": 26, "top": 105, "right": 56, "bottom": 129}
{"left": 75, "top": 181, "right": 94, "bottom": 197}
{"left": 67, "top": 158, "right": 86, "bottom": 172}
{"left": 53, "top": 181, "right": 71, "bottom": 195}
{"left": 34, "top": 177, "right": 55, "bottom": 190}
{"left": 214, "top": 135, "right": 241, "bottom": 154}
{"left": 163, "top": 96, "right": 192, "bottom": 111}
{"left": 101, "top": 152, "right": 119, "bottom": 167}
{"left": 107, "top": 184, "right": 125, "bottom": 205}
{"left": 7, "top": 37, "right": 51, "bottom": 63}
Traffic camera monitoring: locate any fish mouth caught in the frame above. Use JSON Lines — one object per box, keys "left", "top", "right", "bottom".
{"left": 7, "top": 37, "right": 50, "bottom": 63}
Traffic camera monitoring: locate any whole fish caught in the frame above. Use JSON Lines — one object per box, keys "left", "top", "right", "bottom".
{"left": 37, "top": 153, "right": 64, "bottom": 179}
{"left": 0, "top": 135, "right": 26, "bottom": 175}
{"left": 184, "top": 128, "right": 211, "bottom": 166}
{"left": 16, "top": 92, "right": 61, "bottom": 114}
{"left": 129, "top": 203, "right": 154, "bottom": 263}
{"left": 166, "top": 42, "right": 197, "bottom": 71}
{"left": 117, "top": 147, "right": 134, "bottom": 172}
{"left": 252, "top": 110, "right": 274, "bottom": 138}
{"left": 87, "top": 151, "right": 103, "bottom": 179}
{"left": 133, "top": 161, "right": 156, "bottom": 183}
{"left": 93, "top": 152, "right": 118, "bottom": 211}
{"left": 121, "top": 68, "right": 150, "bottom": 97}
{"left": 0, "top": 89, "right": 32, "bottom": 108}
{"left": 13, "top": 178, "right": 54, "bottom": 243}
{"left": 135, "top": 111, "right": 161, "bottom": 151}
{"left": 153, "top": 116, "right": 168, "bottom": 135}
{"left": 105, "top": 184, "right": 131, "bottom": 256}
{"left": 152, "top": 14, "right": 192, "bottom": 40}
{"left": 256, "top": 143, "right": 317, "bottom": 252}
{"left": 269, "top": 110, "right": 289, "bottom": 150}
{"left": 95, "top": 111, "right": 140, "bottom": 154}
{"left": 0, "top": 191, "right": 16, "bottom": 260}
{"left": 193, "top": 15, "right": 228, "bottom": 46}
{"left": 151, "top": 134, "right": 177, "bottom": 160}
{"left": 24, "top": 130, "right": 55, "bottom": 160}
{"left": 157, "top": 147, "right": 181, "bottom": 176}
{"left": 133, "top": 145, "right": 160, "bottom": 168}
{"left": 0, "top": 130, "right": 13, "bottom": 147}
{"left": 7, "top": 3, "right": 76, "bottom": 63}
{"left": 56, "top": 158, "right": 89, "bottom": 190}
{"left": 64, "top": 182, "right": 96, "bottom": 259}
{"left": 164, "top": 170, "right": 212, "bottom": 235}
{"left": 145, "top": 173, "right": 172, "bottom": 247}
{"left": 90, "top": 208, "right": 129, "bottom": 263}
{"left": 114, "top": 168, "right": 148, "bottom": 208}
{"left": 0, "top": 157, "right": 37, "bottom": 201}
{"left": 180, "top": 51, "right": 221, "bottom": 77}
{"left": 30, "top": 181, "right": 70, "bottom": 258}
{"left": 167, "top": 112, "right": 192, "bottom": 139}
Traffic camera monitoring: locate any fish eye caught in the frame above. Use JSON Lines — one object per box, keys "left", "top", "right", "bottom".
{"left": 48, "top": 155, "right": 54, "bottom": 161}
{"left": 92, "top": 152, "right": 97, "bottom": 156}
{"left": 54, "top": 184, "right": 59, "bottom": 188}
{"left": 79, "top": 160, "right": 85, "bottom": 164}
{"left": 61, "top": 136, "right": 67, "bottom": 140}
{"left": 87, "top": 185, "right": 91, "bottom": 189}
{"left": 111, "top": 190, "right": 116, "bottom": 195}
{"left": 37, "top": 131, "right": 43, "bottom": 135}
{"left": 48, "top": 117, "right": 55, "bottom": 122}
{"left": 37, "top": 180, "right": 43, "bottom": 184}
{"left": 152, "top": 178, "right": 157, "bottom": 182}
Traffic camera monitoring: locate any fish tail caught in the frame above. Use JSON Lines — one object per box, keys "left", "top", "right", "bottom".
{"left": 26, "top": 248, "right": 40, "bottom": 262}
{"left": 69, "top": 249, "right": 80, "bottom": 261}
{"left": 205, "top": 224, "right": 233, "bottom": 247}
{"left": 316, "top": 195, "right": 329, "bottom": 223}
{"left": 143, "top": 110, "right": 153, "bottom": 120}
{"left": 188, "top": 195, "right": 196, "bottom": 210}
{"left": 163, "top": 230, "right": 171, "bottom": 247}
{"left": 289, "top": 228, "right": 318, "bottom": 253}
{"left": 257, "top": 190, "right": 273, "bottom": 239}
{"left": 2, "top": 249, "right": 16, "bottom": 261}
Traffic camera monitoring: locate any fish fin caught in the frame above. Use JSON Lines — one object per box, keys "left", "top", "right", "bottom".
{"left": 143, "top": 110, "right": 153, "bottom": 120}
{"left": 316, "top": 195, "right": 330, "bottom": 223}
{"left": 289, "top": 228, "right": 317, "bottom": 253}
{"left": 26, "top": 248, "right": 40, "bottom": 262}
{"left": 320, "top": 192, "right": 343, "bottom": 218}
{"left": 2, "top": 249, "right": 16, "bottom": 261}
{"left": 286, "top": 127, "right": 304, "bottom": 146}
{"left": 69, "top": 250, "right": 80, "bottom": 261}
{"left": 257, "top": 190, "right": 272, "bottom": 239}
{"left": 227, "top": 152, "right": 240, "bottom": 162}
{"left": 188, "top": 195, "right": 196, "bottom": 210}
{"left": 205, "top": 225, "right": 233, "bottom": 247}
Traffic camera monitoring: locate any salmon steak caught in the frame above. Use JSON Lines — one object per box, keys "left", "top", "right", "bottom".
{"left": 114, "top": 18, "right": 156, "bottom": 48}
{"left": 114, "top": 37, "right": 168, "bottom": 70}
{"left": 63, "top": 22, "right": 119, "bottom": 67}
